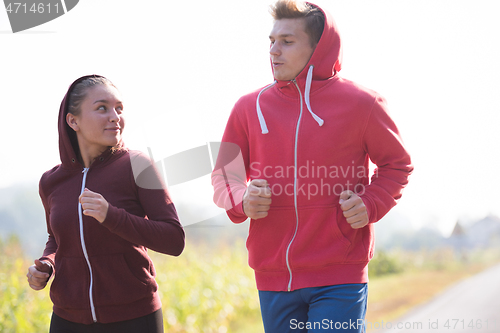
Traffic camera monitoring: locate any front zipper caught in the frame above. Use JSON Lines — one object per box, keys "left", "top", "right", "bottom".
{"left": 78, "top": 167, "right": 97, "bottom": 322}
{"left": 285, "top": 80, "right": 304, "bottom": 292}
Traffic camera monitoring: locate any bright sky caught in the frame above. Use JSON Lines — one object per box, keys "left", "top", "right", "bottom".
{"left": 1, "top": 0, "right": 499, "bottom": 235}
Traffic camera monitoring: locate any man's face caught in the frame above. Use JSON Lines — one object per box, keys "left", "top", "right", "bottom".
{"left": 269, "top": 18, "right": 315, "bottom": 81}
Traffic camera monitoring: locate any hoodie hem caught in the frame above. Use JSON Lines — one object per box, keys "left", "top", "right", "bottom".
{"left": 255, "top": 262, "right": 369, "bottom": 292}
{"left": 53, "top": 293, "right": 162, "bottom": 325}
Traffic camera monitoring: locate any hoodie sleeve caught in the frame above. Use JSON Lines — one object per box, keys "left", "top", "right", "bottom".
{"left": 211, "top": 100, "right": 250, "bottom": 223}
{"left": 101, "top": 154, "right": 185, "bottom": 256}
{"left": 38, "top": 176, "right": 57, "bottom": 273}
{"left": 359, "top": 95, "right": 413, "bottom": 223}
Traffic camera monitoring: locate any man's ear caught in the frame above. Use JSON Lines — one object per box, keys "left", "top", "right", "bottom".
{"left": 66, "top": 113, "right": 79, "bottom": 131}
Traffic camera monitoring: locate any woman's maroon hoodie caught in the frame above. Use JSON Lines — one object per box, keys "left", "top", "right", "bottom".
{"left": 39, "top": 75, "right": 185, "bottom": 324}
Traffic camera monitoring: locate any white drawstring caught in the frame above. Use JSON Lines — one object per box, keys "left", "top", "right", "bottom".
{"left": 256, "top": 81, "right": 277, "bottom": 134}
{"left": 256, "top": 65, "right": 324, "bottom": 134}
{"left": 304, "top": 66, "right": 324, "bottom": 127}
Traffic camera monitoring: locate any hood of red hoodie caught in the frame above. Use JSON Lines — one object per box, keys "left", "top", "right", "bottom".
{"left": 58, "top": 75, "right": 125, "bottom": 169}
{"left": 274, "top": 2, "right": 342, "bottom": 90}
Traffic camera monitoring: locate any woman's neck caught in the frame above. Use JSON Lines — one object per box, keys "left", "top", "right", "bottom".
{"left": 79, "top": 144, "right": 107, "bottom": 168}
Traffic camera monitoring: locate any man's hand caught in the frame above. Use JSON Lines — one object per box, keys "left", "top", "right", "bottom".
{"left": 243, "top": 179, "right": 272, "bottom": 219}
{"left": 339, "top": 190, "right": 369, "bottom": 229}
{"left": 27, "top": 259, "right": 52, "bottom": 291}
{"left": 79, "top": 188, "right": 109, "bottom": 223}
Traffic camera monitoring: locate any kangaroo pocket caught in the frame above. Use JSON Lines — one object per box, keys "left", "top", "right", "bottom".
{"left": 290, "top": 205, "right": 353, "bottom": 269}
{"left": 91, "top": 253, "right": 156, "bottom": 307}
{"left": 50, "top": 256, "right": 91, "bottom": 309}
{"left": 246, "top": 207, "right": 297, "bottom": 272}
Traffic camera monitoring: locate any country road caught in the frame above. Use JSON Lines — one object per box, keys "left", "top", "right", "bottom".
{"left": 370, "top": 263, "right": 500, "bottom": 333}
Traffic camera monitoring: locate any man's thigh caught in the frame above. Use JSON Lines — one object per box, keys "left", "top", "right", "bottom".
{"left": 259, "top": 289, "right": 309, "bottom": 333}
{"left": 306, "top": 284, "right": 368, "bottom": 332}
{"left": 259, "top": 284, "right": 367, "bottom": 333}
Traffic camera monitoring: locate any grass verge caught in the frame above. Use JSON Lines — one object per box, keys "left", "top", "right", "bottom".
{"left": 365, "top": 250, "right": 500, "bottom": 331}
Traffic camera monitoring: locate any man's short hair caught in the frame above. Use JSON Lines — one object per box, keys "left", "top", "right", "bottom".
{"left": 270, "top": 0, "right": 325, "bottom": 47}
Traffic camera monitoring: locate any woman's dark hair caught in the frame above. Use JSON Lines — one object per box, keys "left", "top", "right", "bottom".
{"left": 67, "top": 76, "right": 115, "bottom": 116}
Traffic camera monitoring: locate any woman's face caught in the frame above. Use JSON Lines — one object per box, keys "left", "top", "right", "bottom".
{"left": 67, "top": 84, "right": 125, "bottom": 157}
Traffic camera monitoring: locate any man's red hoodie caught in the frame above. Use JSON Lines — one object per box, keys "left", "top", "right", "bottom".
{"left": 38, "top": 75, "right": 185, "bottom": 324}
{"left": 212, "top": 3, "right": 413, "bottom": 292}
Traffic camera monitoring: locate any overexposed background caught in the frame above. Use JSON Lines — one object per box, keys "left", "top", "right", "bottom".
{"left": 1, "top": 0, "right": 499, "bottom": 237}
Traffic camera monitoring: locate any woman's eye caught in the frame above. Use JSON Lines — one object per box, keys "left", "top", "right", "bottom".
{"left": 97, "top": 105, "right": 106, "bottom": 111}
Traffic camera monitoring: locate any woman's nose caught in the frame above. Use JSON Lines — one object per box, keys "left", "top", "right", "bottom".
{"left": 110, "top": 109, "right": 120, "bottom": 122}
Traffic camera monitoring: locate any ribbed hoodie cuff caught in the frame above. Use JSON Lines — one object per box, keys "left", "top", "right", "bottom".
{"left": 360, "top": 195, "right": 376, "bottom": 224}
{"left": 101, "top": 204, "right": 121, "bottom": 231}
{"left": 227, "top": 189, "right": 248, "bottom": 223}
{"left": 37, "top": 258, "right": 55, "bottom": 279}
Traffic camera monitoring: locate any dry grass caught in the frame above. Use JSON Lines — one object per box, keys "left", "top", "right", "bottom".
{"left": 365, "top": 262, "right": 495, "bottom": 331}
{"left": 2, "top": 232, "right": 498, "bottom": 333}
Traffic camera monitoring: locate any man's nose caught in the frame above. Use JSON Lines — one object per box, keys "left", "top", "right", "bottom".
{"left": 270, "top": 43, "right": 280, "bottom": 56}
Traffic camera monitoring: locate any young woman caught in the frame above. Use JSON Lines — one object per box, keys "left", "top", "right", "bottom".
{"left": 26, "top": 75, "right": 185, "bottom": 333}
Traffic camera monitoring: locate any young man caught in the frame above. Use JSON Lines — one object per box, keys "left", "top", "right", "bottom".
{"left": 212, "top": 1, "right": 412, "bottom": 332}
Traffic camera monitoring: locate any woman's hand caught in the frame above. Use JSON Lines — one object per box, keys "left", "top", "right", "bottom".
{"left": 27, "top": 259, "right": 52, "bottom": 291}
{"left": 79, "top": 188, "right": 109, "bottom": 223}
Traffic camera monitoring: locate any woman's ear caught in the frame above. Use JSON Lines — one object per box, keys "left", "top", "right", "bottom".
{"left": 66, "top": 113, "right": 79, "bottom": 131}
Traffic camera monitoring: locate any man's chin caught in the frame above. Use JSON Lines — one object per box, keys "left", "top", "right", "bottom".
{"left": 274, "top": 74, "right": 294, "bottom": 81}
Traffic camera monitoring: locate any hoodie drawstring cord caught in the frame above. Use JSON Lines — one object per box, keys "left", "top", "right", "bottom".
{"left": 256, "top": 65, "right": 324, "bottom": 134}
{"left": 256, "top": 81, "right": 277, "bottom": 134}
{"left": 304, "top": 65, "right": 324, "bottom": 127}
